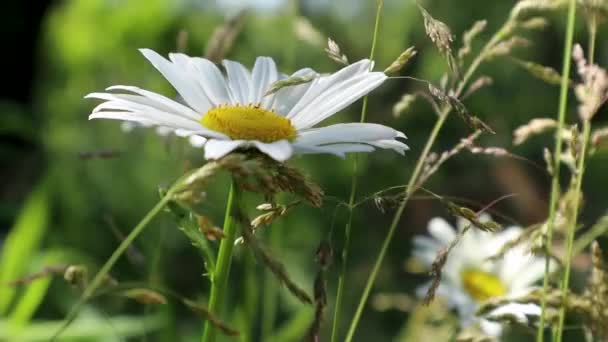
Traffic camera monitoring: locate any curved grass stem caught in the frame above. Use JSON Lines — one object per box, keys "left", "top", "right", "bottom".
{"left": 344, "top": 14, "right": 516, "bottom": 341}
{"left": 536, "top": 1, "right": 577, "bottom": 341}
{"left": 202, "top": 180, "right": 240, "bottom": 342}
{"left": 51, "top": 185, "right": 180, "bottom": 340}
{"left": 555, "top": 121, "right": 591, "bottom": 342}
{"left": 554, "top": 11, "right": 596, "bottom": 342}
{"left": 330, "top": 2, "right": 383, "bottom": 341}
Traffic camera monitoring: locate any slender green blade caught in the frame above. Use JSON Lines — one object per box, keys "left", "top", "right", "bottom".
{"left": 0, "top": 179, "right": 49, "bottom": 315}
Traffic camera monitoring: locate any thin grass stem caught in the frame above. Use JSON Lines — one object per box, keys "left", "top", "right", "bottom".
{"left": 344, "top": 14, "right": 516, "bottom": 341}
{"left": 51, "top": 187, "right": 179, "bottom": 340}
{"left": 536, "top": 2, "right": 577, "bottom": 340}
{"left": 555, "top": 121, "right": 591, "bottom": 342}
{"left": 554, "top": 12, "right": 596, "bottom": 342}
{"left": 330, "top": 2, "right": 383, "bottom": 341}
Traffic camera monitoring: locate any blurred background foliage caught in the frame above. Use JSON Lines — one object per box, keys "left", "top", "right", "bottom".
{"left": 1, "top": 0, "right": 608, "bottom": 340}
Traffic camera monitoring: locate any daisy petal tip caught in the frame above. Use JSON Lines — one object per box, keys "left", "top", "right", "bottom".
{"left": 139, "top": 48, "right": 165, "bottom": 62}
{"left": 138, "top": 48, "right": 153, "bottom": 55}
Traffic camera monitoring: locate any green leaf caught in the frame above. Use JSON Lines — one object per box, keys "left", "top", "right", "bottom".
{"left": 0, "top": 179, "right": 49, "bottom": 315}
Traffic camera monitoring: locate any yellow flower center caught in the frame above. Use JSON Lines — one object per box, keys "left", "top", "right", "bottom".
{"left": 201, "top": 105, "right": 297, "bottom": 143}
{"left": 461, "top": 268, "right": 507, "bottom": 302}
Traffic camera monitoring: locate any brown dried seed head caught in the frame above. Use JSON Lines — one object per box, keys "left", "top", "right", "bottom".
{"left": 513, "top": 118, "right": 558, "bottom": 145}
{"left": 419, "top": 5, "right": 454, "bottom": 55}
{"left": 122, "top": 288, "right": 168, "bottom": 305}
{"left": 518, "top": 17, "right": 549, "bottom": 30}
{"left": 294, "top": 16, "right": 325, "bottom": 47}
{"left": 592, "top": 127, "right": 608, "bottom": 147}
{"left": 458, "top": 20, "right": 487, "bottom": 60}
{"left": 512, "top": 59, "right": 563, "bottom": 86}
{"left": 393, "top": 94, "right": 417, "bottom": 117}
{"left": 572, "top": 43, "right": 608, "bottom": 121}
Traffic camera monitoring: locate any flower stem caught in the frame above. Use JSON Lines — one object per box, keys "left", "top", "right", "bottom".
{"left": 330, "top": 1, "right": 382, "bottom": 341}
{"left": 262, "top": 222, "right": 281, "bottom": 339}
{"left": 202, "top": 180, "right": 240, "bottom": 342}
{"left": 536, "top": 1, "right": 577, "bottom": 341}
{"left": 554, "top": 11, "right": 596, "bottom": 342}
{"left": 344, "top": 15, "right": 514, "bottom": 341}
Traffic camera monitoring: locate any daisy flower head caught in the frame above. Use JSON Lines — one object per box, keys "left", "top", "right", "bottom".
{"left": 86, "top": 49, "right": 408, "bottom": 162}
{"left": 412, "top": 216, "right": 548, "bottom": 336}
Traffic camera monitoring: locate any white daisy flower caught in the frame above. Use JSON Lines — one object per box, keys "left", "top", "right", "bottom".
{"left": 412, "top": 216, "right": 548, "bottom": 336}
{"left": 86, "top": 49, "right": 408, "bottom": 162}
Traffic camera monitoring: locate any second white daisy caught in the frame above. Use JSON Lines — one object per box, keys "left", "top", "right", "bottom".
{"left": 412, "top": 216, "right": 548, "bottom": 336}
{"left": 86, "top": 49, "right": 407, "bottom": 161}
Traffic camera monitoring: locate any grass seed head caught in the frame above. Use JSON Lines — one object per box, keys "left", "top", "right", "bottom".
{"left": 384, "top": 46, "right": 417, "bottom": 75}
{"left": 513, "top": 118, "right": 558, "bottom": 145}
{"left": 325, "top": 37, "right": 349, "bottom": 66}
{"left": 419, "top": 5, "right": 453, "bottom": 55}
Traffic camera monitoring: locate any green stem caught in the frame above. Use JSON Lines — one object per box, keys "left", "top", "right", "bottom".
{"left": 572, "top": 216, "right": 608, "bottom": 256}
{"left": 554, "top": 12, "right": 596, "bottom": 342}
{"left": 344, "top": 15, "right": 515, "bottom": 341}
{"left": 536, "top": 2, "right": 577, "bottom": 341}
{"left": 555, "top": 121, "right": 591, "bottom": 342}
{"left": 261, "top": 223, "right": 282, "bottom": 339}
{"left": 330, "top": 2, "right": 382, "bottom": 341}
{"left": 588, "top": 14, "right": 597, "bottom": 66}
{"left": 51, "top": 189, "right": 177, "bottom": 340}
{"left": 202, "top": 181, "right": 240, "bottom": 342}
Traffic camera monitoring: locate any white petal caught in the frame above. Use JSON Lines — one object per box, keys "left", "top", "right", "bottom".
{"left": 223, "top": 60, "right": 252, "bottom": 105}
{"left": 296, "top": 123, "right": 404, "bottom": 145}
{"left": 292, "top": 142, "right": 375, "bottom": 158}
{"left": 204, "top": 139, "right": 246, "bottom": 160}
{"left": 173, "top": 128, "right": 228, "bottom": 140}
{"left": 249, "top": 57, "right": 279, "bottom": 108}
{"left": 156, "top": 126, "right": 173, "bottom": 136}
{"left": 508, "top": 258, "right": 547, "bottom": 291}
{"left": 369, "top": 139, "right": 409, "bottom": 155}
{"left": 479, "top": 320, "right": 503, "bottom": 337}
{"left": 252, "top": 140, "right": 293, "bottom": 161}
{"left": 90, "top": 99, "right": 203, "bottom": 129}
{"left": 427, "top": 217, "right": 456, "bottom": 245}
{"left": 487, "top": 303, "right": 541, "bottom": 323}
{"left": 89, "top": 110, "right": 201, "bottom": 131}
{"left": 189, "top": 57, "right": 232, "bottom": 105}
{"left": 272, "top": 68, "right": 319, "bottom": 115}
{"left": 189, "top": 135, "right": 207, "bottom": 148}
{"left": 412, "top": 236, "right": 442, "bottom": 265}
{"left": 121, "top": 121, "right": 138, "bottom": 132}
{"left": 89, "top": 110, "right": 227, "bottom": 139}
{"left": 139, "top": 49, "right": 211, "bottom": 113}
{"left": 290, "top": 72, "right": 387, "bottom": 129}
{"left": 286, "top": 60, "right": 372, "bottom": 119}
{"left": 104, "top": 85, "right": 201, "bottom": 120}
